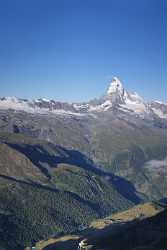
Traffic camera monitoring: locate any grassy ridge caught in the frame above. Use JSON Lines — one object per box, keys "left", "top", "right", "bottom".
{"left": 33, "top": 201, "right": 166, "bottom": 250}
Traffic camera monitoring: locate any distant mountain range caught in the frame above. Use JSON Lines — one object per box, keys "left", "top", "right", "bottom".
{"left": 0, "top": 77, "right": 167, "bottom": 249}
{"left": 0, "top": 77, "right": 167, "bottom": 119}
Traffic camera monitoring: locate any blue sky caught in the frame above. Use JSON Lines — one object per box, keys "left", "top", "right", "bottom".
{"left": 0, "top": 0, "right": 166, "bottom": 102}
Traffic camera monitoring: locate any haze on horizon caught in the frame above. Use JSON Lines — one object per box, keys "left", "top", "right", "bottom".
{"left": 0, "top": 0, "right": 166, "bottom": 102}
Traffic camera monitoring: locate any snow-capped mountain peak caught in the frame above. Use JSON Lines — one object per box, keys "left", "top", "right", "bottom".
{"left": 100, "top": 77, "right": 148, "bottom": 114}
{"left": 106, "top": 77, "right": 144, "bottom": 105}
{"left": 107, "top": 77, "right": 124, "bottom": 96}
{"left": 105, "top": 77, "right": 127, "bottom": 106}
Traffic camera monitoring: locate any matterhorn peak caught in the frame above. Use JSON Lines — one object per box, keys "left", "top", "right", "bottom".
{"left": 105, "top": 77, "right": 127, "bottom": 105}
{"left": 107, "top": 77, "right": 124, "bottom": 96}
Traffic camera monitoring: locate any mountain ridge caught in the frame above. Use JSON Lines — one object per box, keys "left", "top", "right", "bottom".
{"left": 0, "top": 77, "right": 167, "bottom": 119}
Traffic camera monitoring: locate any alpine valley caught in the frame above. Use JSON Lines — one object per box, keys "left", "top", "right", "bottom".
{"left": 0, "top": 77, "right": 167, "bottom": 249}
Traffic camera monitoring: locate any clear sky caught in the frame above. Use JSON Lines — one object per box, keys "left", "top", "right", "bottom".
{"left": 0, "top": 0, "right": 166, "bottom": 102}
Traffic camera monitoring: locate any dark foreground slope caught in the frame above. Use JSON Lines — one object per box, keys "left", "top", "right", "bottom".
{"left": 33, "top": 202, "right": 167, "bottom": 250}
{"left": 85, "top": 207, "right": 167, "bottom": 250}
